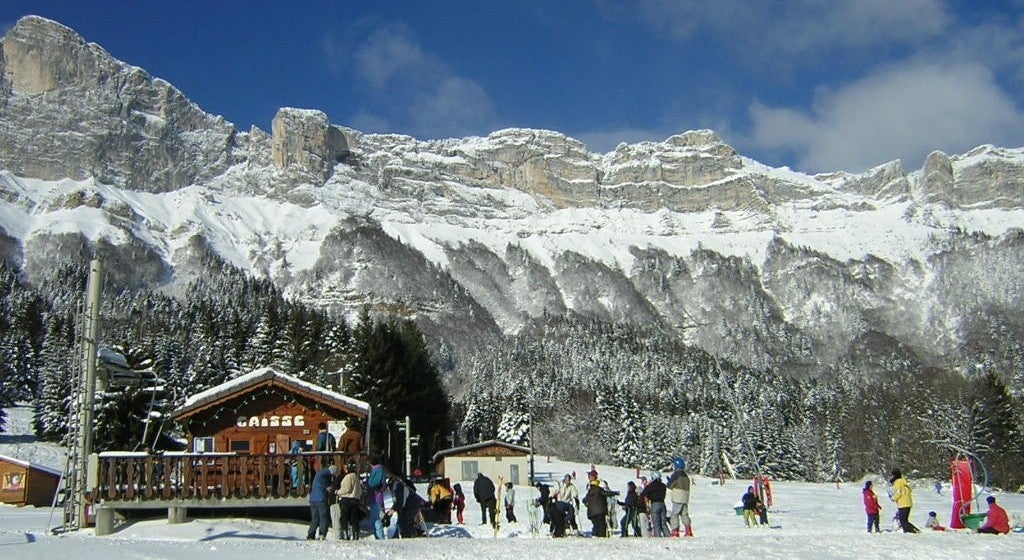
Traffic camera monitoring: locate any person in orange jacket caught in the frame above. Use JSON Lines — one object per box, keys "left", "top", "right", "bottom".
{"left": 977, "top": 496, "right": 1010, "bottom": 534}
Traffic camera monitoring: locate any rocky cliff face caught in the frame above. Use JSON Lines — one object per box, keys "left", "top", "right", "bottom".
{"left": 1, "top": 16, "right": 1022, "bottom": 379}
{"left": 0, "top": 17, "right": 239, "bottom": 192}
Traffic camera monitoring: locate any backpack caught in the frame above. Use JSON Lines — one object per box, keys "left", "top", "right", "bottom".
{"left": 368, "top": 467, "right": 385, "bottom": 490}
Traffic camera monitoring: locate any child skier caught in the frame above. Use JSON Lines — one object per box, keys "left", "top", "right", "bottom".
{"left": 862, "top": 481, "right": 881, "bottom": 533}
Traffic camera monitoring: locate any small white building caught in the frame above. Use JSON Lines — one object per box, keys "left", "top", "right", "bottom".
{"left": 432, "top": 440, "right": 530, "bottom": 485}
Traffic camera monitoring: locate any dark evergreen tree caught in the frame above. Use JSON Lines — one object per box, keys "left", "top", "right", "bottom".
{"left": 346, "top": 309, "right": 451, "bottom": 466}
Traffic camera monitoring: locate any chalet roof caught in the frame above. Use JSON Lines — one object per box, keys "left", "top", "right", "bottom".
{"left": 432, "top": 439, "right": 530, "bottom": 463}
{"left": 171, "top": 367, "right": 370, "bottom": 420}
{"left": 0, "top": 452, "right": 63, "bottom": 477}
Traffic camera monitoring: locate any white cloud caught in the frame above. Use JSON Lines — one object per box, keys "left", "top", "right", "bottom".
{"left": 632, "top": 0, "right": 949, "bottom": 65}
{"left": 349, "top": 23, "right": 499, "bottom": 139}
{"left": 748, "top": 62, "right": 1024, "bottom": 172}
{"left": 353, "top": 23, "right": 432, "bottom": 90}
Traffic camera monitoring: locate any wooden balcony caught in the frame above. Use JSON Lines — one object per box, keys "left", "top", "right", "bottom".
{"left": 93, "top": 451, "right": 367, "bottom": 507}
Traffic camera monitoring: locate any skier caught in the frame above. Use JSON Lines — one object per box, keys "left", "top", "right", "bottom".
{"left": 741, "top": 485, "right": 759, "bottom": 528}
{"left": 429, "top": 476, "right": 454, "bottom": 524}
{"left": 534, "top": 481, "right": 552, "bottom": 525}
{"left": 473, "top": 472, "right": 497, "bottom": 526}
{"left": 862, "top": 480, "right": 881, "bottom": 533}
{"left": 889, "top": 469, "right": 920, "bottom": 533}
{"left": 666, "top": 457, "right": 693, "bottom": 537}
{"left": 336, "top": 461, "right": 363, "bottom": 540}
{"left": 554, "top": 473, "right": 581, "bottom": 511}
{"left": 619, "top": 480, "right": 643, "bottom": 537}
{"left": 503, "top": 482, "right": 517, "bottom": 523}
{"left": 306, "top": 464, "right": 338, "bottom": 540}
{"left": 387, "top": 474, "right": 425, "bottom": 538}
{"left": 582, "top": 470, "right": 617, "bottom": 537}
{"left": 365, "top": 456, "right": 387, "bottom": 539}
{"left": 640, "top": 471, "right": 668, "bottom": 536}
{"left": 554, "top": 474, "right": 580, "bottom": 533}
{"left": 452, "top": 483, "right": 466, "bottom": 524}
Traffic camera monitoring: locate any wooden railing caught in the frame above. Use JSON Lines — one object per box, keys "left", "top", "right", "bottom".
{"left": 94, "top": 452, "right": 367, "bottom": 502}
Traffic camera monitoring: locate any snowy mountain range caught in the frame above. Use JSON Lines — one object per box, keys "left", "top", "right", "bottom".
{"left": 1, "top": 16, "right": 1022, "bottom": 378}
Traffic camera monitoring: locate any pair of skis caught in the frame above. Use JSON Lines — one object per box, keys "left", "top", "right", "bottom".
{"left": 493, "top": 476, "right": 504, "bottom": 537}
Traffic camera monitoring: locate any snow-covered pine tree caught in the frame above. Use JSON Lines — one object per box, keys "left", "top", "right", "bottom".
{"left": 611, "top": 390, "right": 644, "bottom": 468}
{"left": 247, "top": 308, "right": 280, "bottom": 369}
{"left": 32, "top": 315, "right": 77, "bottom": 442}
{"left": 496, "top": 391, "right": 530, "bottom": 446}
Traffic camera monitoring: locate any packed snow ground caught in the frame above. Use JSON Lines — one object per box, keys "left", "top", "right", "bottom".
{"left": 2, "top": 404, "right": 1022, "bottom": 559}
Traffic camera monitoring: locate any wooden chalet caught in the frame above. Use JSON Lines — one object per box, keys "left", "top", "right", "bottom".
{"left": 0, "top": 453, "right": 61, "bottom": 507}
{"left": 89, "top": 367, "right": 371, "bottom": 535}
{"left": 432, "top": 440, "right": 530, "bottom": 485}
{"left": 171, "top": 367, "right": 370, "bottom": 456}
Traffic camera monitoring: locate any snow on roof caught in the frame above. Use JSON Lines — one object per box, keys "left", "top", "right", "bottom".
{"left": 432, "top": 439, "right": 530, "bottom": 462}
{"left": 0, "top": 452, "right": 63, "bottom": 477}
{"left": 173, "top": 367, "right": 370, "bottom": 418}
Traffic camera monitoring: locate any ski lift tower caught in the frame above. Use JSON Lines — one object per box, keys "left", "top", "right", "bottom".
{"left": 60, "top": 258, "right": 103, "bottom": 532}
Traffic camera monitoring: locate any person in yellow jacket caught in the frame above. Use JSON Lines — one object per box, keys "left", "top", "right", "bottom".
{"left": 429, "top": 477, "right": 454, "bottom": 524}
{"left": 889, "top": 469, "right": 920, "bottom": 533}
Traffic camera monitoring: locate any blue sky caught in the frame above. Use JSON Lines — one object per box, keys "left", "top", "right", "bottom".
{"left": 3, "top": 1, "right": 1024, "bottom": 174}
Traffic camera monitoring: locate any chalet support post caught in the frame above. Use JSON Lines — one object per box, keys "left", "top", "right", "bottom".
{"left": 76, "top": 258, "right": 103, "bottom": 529}
{"left": 365, "top": 408, "right": 372, "bottom": 458}
{"left": 168, "top": 506, "right": 186, "bottom": 524}
{"left": 94, "top": 506, "right": 114, "bottom": 536}
{"left": 403, "top": 415, "right": 412, "bottom": 477}
{"left": 528, "top": 411, "right": 535, "bottom": 485}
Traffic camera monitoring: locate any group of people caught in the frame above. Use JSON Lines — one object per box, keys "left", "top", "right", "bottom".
{"left": 529, "top": 457, "right": 694, "bottom": 538}
{"left": 307, "top": 453, "right": 440, "bottom": 541}
{"left": 861, "top": 469, "right": 1011, "bottom": 535}
{"left": 306, "top": 454, "right": 1013, "bottom": 541}
{"left": 466, "top": 472, "right": 518, "bottom": 527}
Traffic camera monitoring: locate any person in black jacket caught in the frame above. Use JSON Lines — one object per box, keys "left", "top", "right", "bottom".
{"left": 619, "top": 481, "right": 642, "bottom": 537}
{"left": 582, "top": 471, "right": 618, "bottom": 537}
{"left": 387, "top": 474, "right": 424, "bottom": 538}
{"left": 741, "top": 486, "right": 760, "bottom": 528}
{"left": 472, "top": 472, "right": 497, "bottom": 526}
{"left": 534, "top": 482, "right": 552, "bottom": 525}
{"left": 640, "top": 471, "right": 668, "bottom": 536}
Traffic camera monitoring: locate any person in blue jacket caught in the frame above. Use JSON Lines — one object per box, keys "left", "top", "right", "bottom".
{"left": 306, "top": 464, "right": 338, "bottom": 540}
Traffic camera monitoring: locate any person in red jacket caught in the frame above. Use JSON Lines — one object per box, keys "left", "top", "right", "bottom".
{"left": 978, "top": 496, "right": 1010, "bottom": 534}
{"left": 862, "top": 481, "right": 882, "bottom": 533}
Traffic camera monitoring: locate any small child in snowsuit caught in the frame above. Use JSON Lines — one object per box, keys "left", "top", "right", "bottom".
{"left": 863, "top": 480, "right": 881, "bottom": 533}
{"left": 504, "top": 482, "right": 517, "bottom": 523}
{"left": 452, "top": 483, "right": 466, "bottom": 524}
{"left": 741, "top": 486, "right": 759, "bottom": 528}
{"left": 925, "top": 511, "right": 946, "bottom": 531}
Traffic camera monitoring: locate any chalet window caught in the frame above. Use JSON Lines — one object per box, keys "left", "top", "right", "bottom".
{"left": 495, "top": 456, "right": 502, "bottom": 462}
{"left": 230, "top": 440, "right": 251, "bottom": 453}
{"left": 461, "top": 460, "right": 479, "bottom": 481}
{"left": 510, "top": 464, "right": 520, "bottom": 485}
{"left": 194, "top": 437, "right": 214, "bottom": 453}
{"left": 3, "top": 472, "right": 25, "bottom": 490}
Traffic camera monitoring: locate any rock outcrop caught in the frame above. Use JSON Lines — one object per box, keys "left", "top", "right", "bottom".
{"left": 0, "top": 16, "right": 236, "bottom": 192}
{"left": 270, "top": 108, "right": 352, "bottom": 182}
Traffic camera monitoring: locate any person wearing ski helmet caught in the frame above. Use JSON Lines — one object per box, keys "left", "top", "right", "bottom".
{"left": 666, "top": 458, "right": 693, "bottom": 537}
